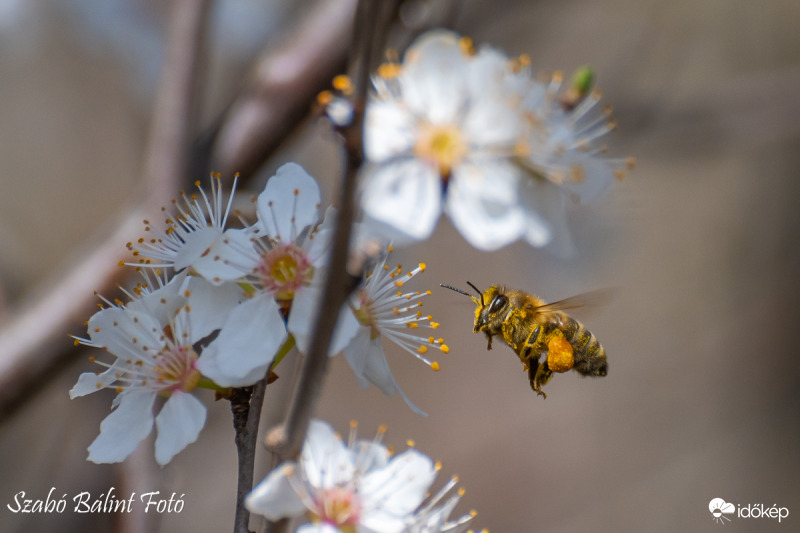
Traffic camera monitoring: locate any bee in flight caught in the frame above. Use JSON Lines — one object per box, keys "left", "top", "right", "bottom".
{"left": 441, "top": 282, "right": 608, "bottom": 398}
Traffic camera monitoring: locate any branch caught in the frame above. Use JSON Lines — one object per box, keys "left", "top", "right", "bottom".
{"left": 0, "top": 0, "right": 211, "bottom": 418}
{"left": 209, "top": 0, "right": 358, "bottom": 183}
{"left": 265, "top": 0, "right": 391, "bottom": 461}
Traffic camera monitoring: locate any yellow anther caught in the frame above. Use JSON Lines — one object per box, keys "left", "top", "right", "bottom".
{"left": 406, "top": 439, "right": 415, "bottom": 448}
{"left": 332, "top": 74, "right": 352, "bottom": 92}
{"left": 317, "top": 90, "right": 333, "bottom": 105}
{"left": 430, "top": 321, "right": 440, "bottom": 329}
{"left": 377, "top": 62, "right": 402, "bottom": 79}
{"left": 417, "top": 345, "right": 427, "bottom": 354}
{"left": 394, "top": 280, "right": 404, "bottom": 287}
{"left": 418, "top": 262, "right": 427, "bottom": 271}
{"left": 434, "top": 461, "right": 442, "bottom": 471}
{"left": 458, "top": 36, "right": 474, "bottom": 55}
{"left": 431, "top": 361, "right": 440, "bottom": 371}
{"left": 441, "top": 344, "right": 450, "bottom": 354}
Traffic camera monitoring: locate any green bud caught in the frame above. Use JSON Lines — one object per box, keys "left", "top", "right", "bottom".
{"left": 570, "top": 66, "right": 594, "bottom": 95}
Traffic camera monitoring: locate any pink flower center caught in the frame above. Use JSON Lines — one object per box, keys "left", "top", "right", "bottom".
{"left": 312, "top": 487, "right": 361, "bottom": 530}
{"left": 257, "top": 243, "right": 314, "bottom": 301}
{"left": 153, "top": 345, "right": 200, "bottom": 396}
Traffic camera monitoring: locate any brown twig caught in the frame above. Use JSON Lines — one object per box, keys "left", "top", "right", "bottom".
{"left": 264, "top": 0, "right": 391, "bottom": 462}
{"left": 209, "top": 0, "right": 358, "bottom": 184}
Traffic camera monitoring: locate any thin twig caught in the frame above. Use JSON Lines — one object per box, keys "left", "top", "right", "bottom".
{"left": 0, "top": 0, "right": 211, "bottom": 420}
{"left": 264, "top": 0, "right": 389, "bottom": 461}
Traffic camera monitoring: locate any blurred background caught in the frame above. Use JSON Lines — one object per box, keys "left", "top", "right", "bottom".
{"left": 1, "top": 0, "right": 799, "bottom": 531}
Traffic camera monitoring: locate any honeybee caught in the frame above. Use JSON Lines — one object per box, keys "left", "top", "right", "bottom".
{"left": 442, "top": 282, "right": 608, "bottom": 398}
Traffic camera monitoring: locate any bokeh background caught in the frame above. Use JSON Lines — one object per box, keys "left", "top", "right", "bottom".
{"left": 1, "top": 0, "right": 799, "bottom": 532}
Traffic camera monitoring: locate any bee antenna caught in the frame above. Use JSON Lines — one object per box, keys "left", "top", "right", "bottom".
{"left": 466, "top": 281, "right": 484, "bottom": 307}
{"left": 440, "top": 284, "right": 472, "bottom": 297}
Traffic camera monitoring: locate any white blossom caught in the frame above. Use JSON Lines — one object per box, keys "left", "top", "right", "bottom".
{"left": 361, "top": 29, "right": 630, "bottom": 252}
{"left": 70, "top": 271, "right": 240, "bottom": 465}
{"left": 332, "top": 248, "right": 448, "bottom": 416}
{"left": 127, "top": 173, "right": 242, "bottom": 280}
{"left": 247, "top": 420, "right": 457, "bottom": 533}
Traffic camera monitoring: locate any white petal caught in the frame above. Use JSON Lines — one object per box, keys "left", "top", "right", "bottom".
{"left": 305, "top": 206, "right": 336, "bottom": 266}
{"left": 359, "top": 336, "right": 427, "bottom": 416}
{"left": 246, "top": 462, "right": 308, "bottom": 520}
{"left": 364, "top": 99, "right": 416, "bottom": 162}
{"left": 400, "top": 30, "right": 469, "bottom": 124}
{"left": 558, "top": 154, "right": 615, "bottom": 204}
{"left": 446, "top": 161, "right": 526, "bottom": 250}
{"left": 341, "top": 327, "right": 372, "bottom": 386}
{"left": 463, "top": 99, "right": 520, "bottom": 148}
{"left": 361, "top": 449, "right": 435, "bottom": 516}
{"left": 88, "top": 307, "right": 164, "bottom": 360}
{"left": 69, "top": 359, "right": 129, "bottom": 399}
{"left": 153, "top": 391, "right": 206, "bottom": 465}
{"left": 257, "top": 163, "right": 321, "bottom": 243}
{"left": 127, "top": 271, "right": 186, "bottom": 326}
{"left": 191, "top": 228, "right": 259, "bottom": 283}
{"left": 351, "top": 440, "right": 390, "bottom": 476}
{"left": 519, "top": 177, "right": 573, "bottom": 254}
{"left": 467, "top": 46, "right": 513, "bottom": 99}
{"left": 290, "top": 282, "right": 360, "bottom": 356}
{"left": 172, "top": 226, "right": 223, "bottom": 271}
{"left": 302, "top": 419, "right": 354, "bottom": 488}
{"left": 196, "top": 292, "right": 288, "bottom": 387}
{"left": 87, "top": 390, "right": 156, "bottom": 464}
{"left": 297, "top": 523, "right": 340, "bottom": 533}
{"left": 361, "top": 160, "right": 442, "bottom": 242}
{"left": 182, "top": 276, "right": 243, "bottom": 343}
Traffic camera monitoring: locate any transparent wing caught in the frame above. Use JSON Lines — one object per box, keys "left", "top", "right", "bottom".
{"left": 532, "top": 288, "right": 614, "bottom": 315}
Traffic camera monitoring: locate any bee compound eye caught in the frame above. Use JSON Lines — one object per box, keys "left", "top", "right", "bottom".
{"left": 489, "top": 294, "right": 508, "bottom": 314}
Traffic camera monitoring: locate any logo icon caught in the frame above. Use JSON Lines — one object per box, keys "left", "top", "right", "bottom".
{"left": 709, "top": 498, "right": 735, "bottom": 524}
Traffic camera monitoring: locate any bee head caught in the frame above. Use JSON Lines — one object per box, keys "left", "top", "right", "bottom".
{"left": 440, "top": 282, "right": 508, "bottom": 334}
{"left": 473, "top": 285, "right": 509, "bottom": 333}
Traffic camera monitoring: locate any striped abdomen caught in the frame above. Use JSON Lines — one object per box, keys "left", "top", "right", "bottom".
{"left": 553, "top": 312, "right": 608, "bottom": 377}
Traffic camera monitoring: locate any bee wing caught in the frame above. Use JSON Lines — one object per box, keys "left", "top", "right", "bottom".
{"left": 533, "top": 288, "right": 614, "bottom": 315}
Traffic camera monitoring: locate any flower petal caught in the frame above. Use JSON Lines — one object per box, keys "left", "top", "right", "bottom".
{"left": 257, "top": 163, "right": 321, "bottom": 243}
{"left": 69, "top": 359, "right": 129, "bottom": 399}
{"left": 182, "top": 275, "right": 243, "bottom": 343}
{"left": 446, "top": 161, "right": 526, "bottom": 250}
{"left": 364, "top": 99, "right": 416, "bottom": 162}
{"left": 302, "top": 419, "right": 354, "bottom": 488}
{"left": 191, "top": 228, "right": 259, "bottom": 283}
{"left": 518, "top": 176, "right": 572, "bottom": 253}
{"left": 361, "top": 449, "right": 436, "bottom": 518}
{"left": 361, "top": 159, "right": 442, "bottom": 242}
{"left": 246, "top": 462, "right": 308, "bottom": 520}
{"left": 296, "top": 523, "right": 340, "bottom": 533}
{"left": 196, "top": 292, "right": 287, "bottom": 387}
{"left": 88, "top": 307, "right": 164, "bottom": 361}
{"left": 346, "top": 334, "right": 427, "bottom": 416}
{"left": 400, "top": 30, "right": 469, "bottom": 124}
{"left": 126, "top": 271, "right": 186, "bottom": 326}
{"left": 171, "top": 226, "right": 223, "bottom": 271}
{"left": 87, "top": 390, "right": 156, "bottom": 464}
{"left": 153, "top": 391, "right": 206, "bottom": 465}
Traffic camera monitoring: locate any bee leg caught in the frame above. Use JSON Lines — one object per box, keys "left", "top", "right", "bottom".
{"left": 484, "top": 331, "right": 493, "bottom": 350}
{"left": 528, "top": 358, "right": 553, "bottom": 399}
